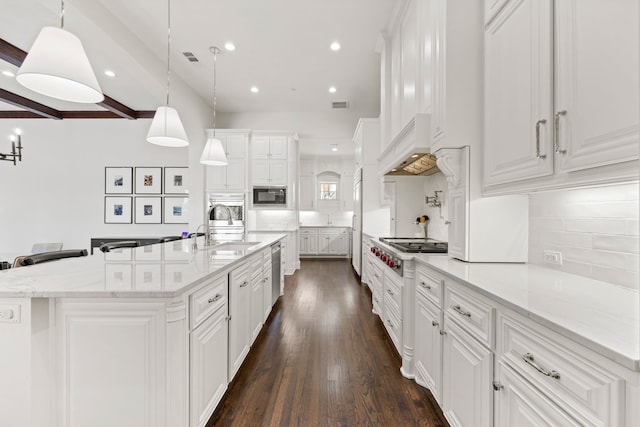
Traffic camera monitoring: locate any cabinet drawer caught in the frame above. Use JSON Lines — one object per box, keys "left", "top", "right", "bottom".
{"left": 299, "top": 228, "right": 318, "bottom": 236}
{"left": 384, "top": 291, "right": 400, "bottom": 319}
{"left": 383, "top": 272, "right": 402, "bottom": 312}
{"left": 190, "top": 274, "right": 227, "bottom": 329}
{"left": 250, "top": 254, "right": 262, "bottom": 279}
{"left": 416, "top": 264, "right": 444, "bottom": 308}
{"left": 384, "top": 307, "right": 402, "bottom": 354}
{"left": 372, "top": 290, "right": 383, "bottom": 316}
{"left": 318, "top": 228, "right": 342, "bottom": 236}
{"left": 444, "top": 283, "right": 495, "bottom": 349}
{"left": 498, "top": 313, "right": 624, "bottom": 427}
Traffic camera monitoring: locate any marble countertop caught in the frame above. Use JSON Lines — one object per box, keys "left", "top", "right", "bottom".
{"left": 0, "top": 233, "right": 284, "bottom": 299}
{"left": 365, "top": 236, "right": 639, "bottom": 371}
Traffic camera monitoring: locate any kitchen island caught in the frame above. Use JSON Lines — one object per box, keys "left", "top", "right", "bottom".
{"left": 0, "top": 233, "right": 284, "bottom": 427}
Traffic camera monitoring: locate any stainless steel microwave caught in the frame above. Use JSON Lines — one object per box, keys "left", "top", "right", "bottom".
{"left": 253, "top": 186, "right": 287, "bottom": 206}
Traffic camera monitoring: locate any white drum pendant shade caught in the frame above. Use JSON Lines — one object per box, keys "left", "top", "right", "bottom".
{"left": 16, "top": 27, "right": 104, "bottom": 103}
{"left": 200, "top": 137, "right": 228, "bottom": 165}
{"left": 146, "top": 106, "right": 189, "bottom": 147}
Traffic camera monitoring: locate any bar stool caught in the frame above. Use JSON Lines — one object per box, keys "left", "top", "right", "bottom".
{"left": 15, "top": 249, "right": 88, "bottom": 267}
{"left": 99, "top": 241, "right": 139, "bottom": 253}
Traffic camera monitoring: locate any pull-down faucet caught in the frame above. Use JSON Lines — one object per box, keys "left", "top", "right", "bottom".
{"left": 209, "top": 203, "right": 234, "bottom": 225}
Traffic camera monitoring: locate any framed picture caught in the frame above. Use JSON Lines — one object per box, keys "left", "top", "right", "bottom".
{"left": 135, "top": 167, "right": 162, "bottom": 194}
{"left": 104, "top": 196, "right": 132, "bottom": 224}
{"left": 135, "top": 197, "right": 162, "bottom": 224}
{"left": 164, "top": 167, "right": 188, "bottom": 194}
{"left": 105, "top": 167, "right": 133, "bottom": 194}
{"left": 164, "top": 197, "right": 189, "bottom": 224}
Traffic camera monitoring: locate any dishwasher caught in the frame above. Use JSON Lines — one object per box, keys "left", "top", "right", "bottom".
{"left": 271, "top": 242, "right": 281, "bottom": 304}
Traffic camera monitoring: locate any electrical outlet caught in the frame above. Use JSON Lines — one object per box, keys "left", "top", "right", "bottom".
{"left": 543, "top": 250, "right": 563, "bottom": 266}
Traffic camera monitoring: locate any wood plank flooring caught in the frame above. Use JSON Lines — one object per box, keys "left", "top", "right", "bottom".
{"left": 207, "top": 259, "right": 448, "bottom": 427}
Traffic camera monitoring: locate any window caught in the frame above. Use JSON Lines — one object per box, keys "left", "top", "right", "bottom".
{"left": 320, "top": 182, "right": 337, "bottom": 200}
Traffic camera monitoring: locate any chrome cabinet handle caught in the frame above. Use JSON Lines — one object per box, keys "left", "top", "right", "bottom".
{"left": 240, "top": 281, "right": 249, "bottom": 288}
{"left": 445, "top": 221, "right": 451, "bottom": 225}
{"left": 535, "top": 119, "right": 547, "bottom": 159}
{"left": 432, "top": 320, "right": 439, "bottom": 327}
{"left": 522, "top": 353, "right": 560, "bottom": 379}
{"left": 439, "top": 330, "right": 447, "bottom": 336}
{"left": 452, "top": 304, "right": 471, "bottom": 318}
{"left": 554, "top": 110, "right": 567, "bottom": 154}
{"left": 419, "top": 281, "right": 431, "bottom": 290}
{"left": 386, "top": 319, "right": 394, "bottom": 327}
{"left": 387, "top": 289, "right": 394, "bottom": 296}
{"left": 208, "top": 294, "right": 222, "bottom": 303}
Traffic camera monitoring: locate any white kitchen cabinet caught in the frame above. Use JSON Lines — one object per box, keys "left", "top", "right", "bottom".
{"left": 190, "top": 307, "right": 228, "bottom": 427}
{"left": 205, "top": 131, "right": 249, "bottom": 192}
{"left": 484, "top": 0, "right": 639, "bottom": 193}
{"left": 250, "top": 265, "right": 264, "bottom": 343}
{"left": 442, "top": 318, "right": 494, "bottom": 427}
{"left": 340, "top": 174, "right": 354, "bottom": 211}
{"left": 302, "top": 228, "right": 350, "bottom": 257}
{"left": 299, "top": 175, "right": 315, "bottom": 210}
{"left": 252, "top": 135, "right": 287, "bottom": 160}
{"left": 414, "top": 287, "right": 443, "bottom": 404}
{"left": 299, "top": 230, "right": 318, "bottom": 255}
{"left": 228, "top": 263, "right": 251, "bottom": 380}
{"left": 495, "top": 361, "right": 581, "bottom": 427}
{"left": 251, "top": 135, "right": 289, "bottom": 187}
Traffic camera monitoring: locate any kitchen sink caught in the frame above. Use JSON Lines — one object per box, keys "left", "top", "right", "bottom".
{"left": 211, "top": 241, "right": 261, "bottom": 251}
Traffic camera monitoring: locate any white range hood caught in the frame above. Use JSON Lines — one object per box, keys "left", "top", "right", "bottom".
{"left": 378, "top": 113, "right": 440, "bottom": 176}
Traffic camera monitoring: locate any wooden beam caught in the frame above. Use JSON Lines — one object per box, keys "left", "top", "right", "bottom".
{"left": 0, "top": 111, "right": 46, "bottom": 119}
{"left": 0, "top": 38, "right": 26, "bottom": 67}
{"left": 98, "top": 95, "right": 138, "bottom": 120}
{"left": 0, "top": 110, "right": 156, "bottom": 119}
{"left": 0, "top": 89, "right": 62, "bottom": 119}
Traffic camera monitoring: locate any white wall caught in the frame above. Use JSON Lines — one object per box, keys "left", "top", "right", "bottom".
{"left": 0, "top": 100, "right": 212, "bottom": 260}
{"left": 422, "top": 171, "right": 448, "bottom": 242}
{"left": 529, "top": 182, "right": 640, "bottom": 289}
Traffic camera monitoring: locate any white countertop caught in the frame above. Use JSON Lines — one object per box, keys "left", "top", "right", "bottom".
{"left": 416, "top": 254, "right": 640, "bottom": 371}
{"left": 0, "top": 233, "right": 284, "bottom": 299}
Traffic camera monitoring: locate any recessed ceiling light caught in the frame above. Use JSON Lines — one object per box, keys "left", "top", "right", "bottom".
{"left": 104, "top": 70, "right": 116, "bottom": 77}
{"left": 391, "top": 168, "right": 398, "bottom": 172}
{"left": 2, "top": 70, "right": 15, "bottom": 77}
{"left": 329, "top": 86, "right": 337, "bottom": 93}
{"left": 250, "top": 86, "right": 259, "bottom": 93}
{"left": 411, "top": 154, "right": 419, "bottom": 158}
{"left": 330, "top": 42, "right": 341, "bottom": 51}
{"left": 224, "top": 42, "right": 236, "bottom": 51}
{"left": 330, "top": 144, "right": 338, "bottom": 152}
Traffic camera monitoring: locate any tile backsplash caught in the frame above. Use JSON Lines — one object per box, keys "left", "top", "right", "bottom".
{"left": 529, "top": 182, "right": 639, "bottom": 289}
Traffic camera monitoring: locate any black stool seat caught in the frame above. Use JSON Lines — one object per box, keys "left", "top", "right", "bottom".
{"left": 99, "top": 240, "right": 139, "bottom": 253}
{"left": 20, "top": 249, "right": 88, "bottom": 266}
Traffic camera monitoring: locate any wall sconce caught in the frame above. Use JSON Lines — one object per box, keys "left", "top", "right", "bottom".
{"left": 425, "top": 190, "right": 443, "bottom": 208}
{"left": 0, "top": 129, "right": 23, "bottom": 166}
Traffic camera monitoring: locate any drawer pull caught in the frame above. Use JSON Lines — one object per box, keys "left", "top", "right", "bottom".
{"left": 431, "top": 320, "right": 439, "bottom": 327}
{"left": 386, "top": 289, "right": 394, "bottom": 296}
{"left": 208, "top": 294, "right": 222, "bottom": 304}
{"left": 240, "top": 281, "right": 249, "bottom": 288}
{"left": 420, "top": 281, "right": 431, "bottom": 290}
{"left": 452, "top": 304, "right": 471, "bottom": 318}
{"left": 386, "top": 319, "right": 394, "bottom": 327}
{"left": 522, "top": 353, "right": 560, "bottom": 380}
{"left": 439, "top": 330, "right": 447, "bottom": 336}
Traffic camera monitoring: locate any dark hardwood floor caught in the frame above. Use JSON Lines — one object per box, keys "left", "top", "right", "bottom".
{"left": 207, "top": 259, "right": 448, "bottom": 427}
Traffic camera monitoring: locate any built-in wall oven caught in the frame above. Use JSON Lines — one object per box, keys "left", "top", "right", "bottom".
{"left": 252, "top": 186, "right": 287, "bottom": 207}
{"left": 208, "top": 194, "right": 245, "bottom": 241}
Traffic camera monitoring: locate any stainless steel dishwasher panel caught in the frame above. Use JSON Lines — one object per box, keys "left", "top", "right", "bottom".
{"left": 271, "top": 242, "right": 281, "bottom": 304}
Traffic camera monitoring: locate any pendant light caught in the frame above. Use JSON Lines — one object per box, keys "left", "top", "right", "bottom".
{"left": 16, "top": 0, "right": 104, "bottom": 103}
{"left": 146, "top": 0, "right": 189, "bottom": 147}
{"left": 200, "top": 47, "right": 228, "bottom": 165}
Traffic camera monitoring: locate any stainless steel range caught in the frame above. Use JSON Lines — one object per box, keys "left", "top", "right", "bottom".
{"left": 370, "top": 237, "right": 448, "bottom": 276}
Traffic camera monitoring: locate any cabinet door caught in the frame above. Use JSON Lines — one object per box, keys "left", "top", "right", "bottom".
{"left": 442, "top": 318, "right": 493, "bottom": 427}
{"left": 225, "top": 135, "right": 245, "bottom": 159}
{"left": 206, "top": 164, "right": 228, "bottom": 191}
{"left": 341, "top": 175, "right": 354, "bottom": 211}
{"left": 299, "top": 236, "right": 309, "bottom": 254}
{"left": 269, "top": 136, "right": 288, "bottom": 159}
{"left": 484, "top": 0, "right": 554, "bottom": 187}
{"left": 251, "top": 136, "right": 270, "bottom": 159}
{"left": 495, "top": 361, "right": 580, "bottom": 427}
{"left": 229, "top": 265, "right": 251, "bottom": 380}
{"left": 268, "top": 159, "right": 288, "bottom": 186}
{"left": 308, "top": 235, "right": 318, "bottom": 254}
{"left": 317, "top": 235, "right": 331, "bottom": 254}
{"left": 554, "top": 0, "right": 639, "bottom": 173}
{"left": 415, "top": 296, "right": 443, "bottom": 404}
{"left": 225, "top": 158, "right": 245, "bottom": 191}
{"left": 190, "top": 310, "right": 228, "bottom": 427}
{"left": 263, "top": 270, "right": 272, "bottom": 320}
{"left": 447, "top": 186, "right": 468, "bottom": 261}
{"left": 251, "top": 159, "right": 270, "bottom": 186}
{"left": 299, "top": 175, "right": 315, "bottom": 210}
{"left": 250, "top": 275, "right": 263, "bottom": 343}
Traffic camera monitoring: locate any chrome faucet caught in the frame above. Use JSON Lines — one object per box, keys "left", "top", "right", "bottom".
{"left": 194, "top": 223, "right": 211, "bottom": 249}
{"left": 209, "top": 203, "right": 234, "bottom": 226}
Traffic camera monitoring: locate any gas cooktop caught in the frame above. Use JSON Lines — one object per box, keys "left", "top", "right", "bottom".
{"left": 379, "top": 237, "right": 448, "bottom": 253}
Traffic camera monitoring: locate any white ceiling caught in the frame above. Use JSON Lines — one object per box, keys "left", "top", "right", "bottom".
{"left": 0, "top": 0, "right": 397, "bottom": 114}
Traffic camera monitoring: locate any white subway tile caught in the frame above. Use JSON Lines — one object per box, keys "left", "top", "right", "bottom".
{"left": 529, "top": 218, "right": 564, "bottom": 232}
{"left": 543, "top": 231, "right": 592, "bottom": 248}
{"left": 628, "top": 220, "right": 640, "bottom": 236}
{"left": 561, "top": 260, "right": 593, "bottom": 277}
{"left": 592, "top": 235, "right": 639, "bottom": 254}
{"left": 564, "top": 247, "right": 631, "bottom": 270}
{"left": 592, "top": 266, "right": 639, "bottom": 290}
{"left": 563, "top": 183, "right": 640, "bottom": 203}
{"left": 564, "top": 218, "right": 628, "bottom": 235}
{"left": 561, "top": 201, "right": 639, "bottom": 219}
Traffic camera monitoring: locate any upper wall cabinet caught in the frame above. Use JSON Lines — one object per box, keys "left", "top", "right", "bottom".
{"left": 251, "top": 134, "right": 291, "bottom": 187}
{"left": 205, "top": 129, "right": 250, "bottom": 192}
{"left": 484, "top": 0, "right": 639, "bottom": 195}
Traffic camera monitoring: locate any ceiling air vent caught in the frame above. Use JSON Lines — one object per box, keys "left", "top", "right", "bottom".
{"left": 331, "top": 101, "right": 349, "bottom": 109}
{"left": 182, "top": 52, "right": 199, "bottom": 62}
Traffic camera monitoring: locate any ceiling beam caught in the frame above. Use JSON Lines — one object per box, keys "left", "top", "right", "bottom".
{"left": 0, "top": 89, "right": 62, "bottom": 119}
{"left": 0, "top": 37, "right": 152, "bottom": 120}
{"left": 0, "top": 109, "right": 156, "bottom": 119}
